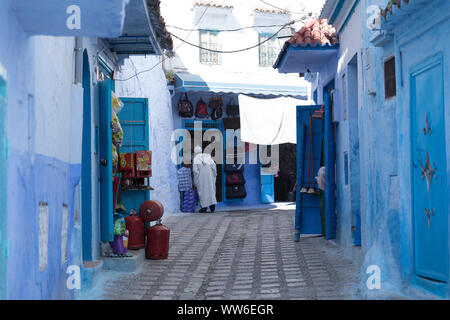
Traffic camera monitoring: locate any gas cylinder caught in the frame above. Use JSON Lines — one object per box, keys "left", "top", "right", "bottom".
{"left": 139, "top": 200, "right": 164, "bottom": 222}
{"left": 146, "top": 220, "right": 170, "bottom": 260}
{"left": 125, "top": 212, "right": 145, "bottom": 250}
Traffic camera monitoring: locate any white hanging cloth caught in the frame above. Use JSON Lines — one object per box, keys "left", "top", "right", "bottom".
{"left": 238, "top": 94, "right": 313, "bottom": 145}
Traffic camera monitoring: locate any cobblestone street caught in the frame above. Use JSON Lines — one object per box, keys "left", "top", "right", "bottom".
{"left": 101, "top": 209, "right": 361, "bottom": 300}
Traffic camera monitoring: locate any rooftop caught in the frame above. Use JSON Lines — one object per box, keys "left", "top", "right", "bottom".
{"left": 193, "top": 1, "right": 233, "bottom": 9}
{"left": 287, "top": 18, "right": 338, "bottom": 47}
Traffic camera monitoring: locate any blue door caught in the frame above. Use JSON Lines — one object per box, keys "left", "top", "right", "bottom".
{"left": 260, "top": 168, "right": 275, "bottom": 203}
{"left": 411, "top": 54, "right": 448, "bottom": 283}
{"left": 99, "top": 79, "right": 114, "bottom": 242}
{"left": 81, "top": 50, "right": 93, "bottom": 260}
{"left": 119, "top": 98, "right": 150, "bottom": 212}
{"left": 0, "top": 64, "right": 7, "bottom": 299}
{"left": 295, "top": 105, "right": 324, "bottom": 240}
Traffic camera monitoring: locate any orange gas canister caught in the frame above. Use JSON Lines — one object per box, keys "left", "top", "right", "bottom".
{"left": 146, "top": 221, "right": 170, "bottom": 260}
{"left": 124, "top": 212, "right": 145, "bottom": 250}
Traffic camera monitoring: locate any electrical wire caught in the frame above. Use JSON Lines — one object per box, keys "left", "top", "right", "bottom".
{"left": 166, "top": 22, "right": 296, "bottom": 33}
{"left": 115, "top": 3, "right": 210, "bottom": 82}
{"left": 258, "top": 0, "right": 310, "bottom": 16}
{"left": 168, "top": 20, "right": 295, "bottom": 54}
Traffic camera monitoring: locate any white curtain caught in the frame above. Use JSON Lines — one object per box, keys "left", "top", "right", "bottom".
{"left": 238, "top": 94, "right": 313, "bottom": 145}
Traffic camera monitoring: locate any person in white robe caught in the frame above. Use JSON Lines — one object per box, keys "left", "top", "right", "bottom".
{"left": 192, "top": 145, "right": 217, "bottom": 212}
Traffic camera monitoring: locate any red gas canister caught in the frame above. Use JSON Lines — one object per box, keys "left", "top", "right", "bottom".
{"left": 124, "top": 212, "right": 145, "bottom": 250}
{"left": 139, "top": 200, "right": 164, "bottom": 222}
{"left": 146, "top": 221, "right": 170, "bottom": 260}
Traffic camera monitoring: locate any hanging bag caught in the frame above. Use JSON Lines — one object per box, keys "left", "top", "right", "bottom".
{"left": 226, "top": 184, "right": 247, "bottom": 199}
{"left": 226, "top": 97, "right": 240, "bottom": 117}
{"left": 195, "top": 98, "right": 209, "bottom": 119}
{"left": 178, "top": 93, "right": 194, "bottom": 117}
{"left": 226, "top": 172, "right": 246, "bottom": 185}
{"left": 211, "top": 106, "right": 223, "bottom": 120}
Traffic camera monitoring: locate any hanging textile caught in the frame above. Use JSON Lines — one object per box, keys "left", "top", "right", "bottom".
{"left": 238, "top": 94, "right": 313, "bottom": 145}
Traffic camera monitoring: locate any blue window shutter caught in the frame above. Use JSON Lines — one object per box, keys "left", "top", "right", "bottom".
{"left": 118, "top": 98, "right": 150, "bottom": 212}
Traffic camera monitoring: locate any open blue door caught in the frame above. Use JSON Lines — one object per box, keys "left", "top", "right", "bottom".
{"left": 99, "top": 79, "right": 114, "bottom": 242}
{"left": 295, "top": 105, "right": 324, "bottom": 240}
{"left": 118, "top": 98, "right": 150, "bottom": 212}
{"left": 324, "top": 93, "right": 336, "bottom": 240}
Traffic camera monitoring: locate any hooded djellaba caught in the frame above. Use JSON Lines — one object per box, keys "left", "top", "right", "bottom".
{"left": 192, "top": 145, "right": 217, "bottom": 213}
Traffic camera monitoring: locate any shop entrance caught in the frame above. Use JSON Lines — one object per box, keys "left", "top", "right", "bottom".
{"left": 274, "top": 143, "right": 296, "bottom": 202}
{"left": 184, "top": 129, "right": 223, "bottom": 203}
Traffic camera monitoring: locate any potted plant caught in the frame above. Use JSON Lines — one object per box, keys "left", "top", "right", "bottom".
{"left": 165, "top": 70, "right": 175, "bottom": 85}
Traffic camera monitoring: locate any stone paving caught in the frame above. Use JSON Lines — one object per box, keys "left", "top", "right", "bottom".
{"left": 101, "top": 209, "right": 361, "bottom": 300}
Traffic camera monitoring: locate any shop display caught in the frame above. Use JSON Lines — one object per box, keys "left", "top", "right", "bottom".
{"left": 120, "top": 153, "right": 135, "bottom": 178}
{"left": 136, "top": 150, "right": 152, "bottom": 178}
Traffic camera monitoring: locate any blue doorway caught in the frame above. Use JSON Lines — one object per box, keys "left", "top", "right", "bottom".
{"left": 411, "top": 54, "right": 448, "bottom": 287}
{"left": 81, "top": 50, "right": 93, "bottom": 261}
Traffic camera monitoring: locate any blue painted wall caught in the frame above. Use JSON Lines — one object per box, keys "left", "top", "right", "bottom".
{"left": 0, "top": 1, "right": 126, "bottom": 299}
{"left": 359, "top": 0, "right": 450, "bottom": 298}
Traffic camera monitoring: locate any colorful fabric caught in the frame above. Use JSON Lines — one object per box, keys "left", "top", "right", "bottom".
{"left": 181, "top": 189, "right": 196, "bottom": 213}
{"left": 177, "top": 167, "right": 193, "bottom": 192}
{"left": 111, "top": 111, "right": 123, "bottom": 146}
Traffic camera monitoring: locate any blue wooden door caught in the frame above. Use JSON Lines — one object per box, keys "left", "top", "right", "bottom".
{"left": 0, "top": 65, "right": 8, "bottom": 299}
{"left": 260, "top": 168, "right": 275, "bottom": 203}
{"left": 99, "top": 79, "right": 114, "bottom": 242}
{"left": 119, "top": 98, "right": 150, "bottom": 212}
{"left": 81, "top": 50, "right": 93, "bottom": 260}
{"left": 411, "top": 54, "right": 448, "bottom": 283}
{"left": 295, "top": 105, "right": 324, "bottom": 240}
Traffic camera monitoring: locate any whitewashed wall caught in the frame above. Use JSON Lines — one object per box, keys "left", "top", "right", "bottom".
{"left": 116, "top": 56, "right": 180, "bottom": 214}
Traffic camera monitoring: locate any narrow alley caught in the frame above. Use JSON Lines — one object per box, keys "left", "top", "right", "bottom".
{"left": 100, "top": 208, "right": 361, "bottom": 300}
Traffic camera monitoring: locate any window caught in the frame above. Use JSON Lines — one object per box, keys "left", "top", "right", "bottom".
{"left": 384, "top": 56, "right": 396, "bottom": 98}
{"left": 258, "top": 33, "right": 278, "bottom": 67}
{"left": 199, "top": 30, "right": 221, "bottom": 65}
{"left": 342, "top": 73, "right": 347, "bottom": 120}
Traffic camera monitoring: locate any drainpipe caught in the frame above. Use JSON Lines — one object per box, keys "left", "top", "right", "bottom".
{"left": 74, "top": 37, "right": 83, "bottom": 85}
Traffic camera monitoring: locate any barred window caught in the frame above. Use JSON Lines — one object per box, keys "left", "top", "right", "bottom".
{"left": 259, "top": 33, "right": 278, "bottom": 67}
{"left": 199, "top": 30, "right": 221, "bottom": 65}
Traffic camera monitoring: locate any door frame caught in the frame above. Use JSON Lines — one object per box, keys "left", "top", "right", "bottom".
{"left": 410, "top": 53, "right": 448, "bottom": 295}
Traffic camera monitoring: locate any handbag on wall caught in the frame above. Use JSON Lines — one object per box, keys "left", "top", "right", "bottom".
{"left": 226, "top": 98, "right": 240, "bottom": 117}
{"left": 226, "top": 184, "right": 247, "bottom": 199}
{"left": 178, "top": 93, "right": 194, "bottom": 117}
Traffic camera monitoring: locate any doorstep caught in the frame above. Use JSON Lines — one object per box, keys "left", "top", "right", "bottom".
{"left": 80, "top": 260, "right": 104, "bottom": 292}
{"left": 100, "top": 244, "right": 145, "bottom": 273}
